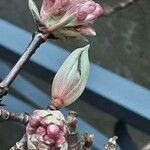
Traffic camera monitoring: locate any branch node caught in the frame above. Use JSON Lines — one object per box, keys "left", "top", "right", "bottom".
{"left": 0, "top": 83, "right": 8, "bottom": 100}
{"left": 104, "top": 136, "right": 118, "bottom": 150}
{"left": 0, "top": 109, "right": 10, "bottom": 120}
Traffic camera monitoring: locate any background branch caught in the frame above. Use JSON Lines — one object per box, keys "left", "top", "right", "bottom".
{"left": 103, "top": 0, "right": 138, "bottom": 16}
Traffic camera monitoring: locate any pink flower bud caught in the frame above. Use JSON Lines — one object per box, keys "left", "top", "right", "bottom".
{"left": 85, "top": 3, "right": 103, "bottom": 23}
{"left": 36, "top": 127, "right": 46, "bottom": 136}
{"left": 76, "top": 26, "right": 96, "bottom": 36}
{"left": 26, "top": 109, "right": 68, "bottom": 150}
{"left": 51, "top": 45, "right": 90, "bottom": 109}
{"left": 56, "top": 135, "right": 66, "bottom": 145}
{"left": 28, "top": 0, "right": 103, "bottom": 39}
{"left": 47, "top": 124, "right": 60, "bottom": 136}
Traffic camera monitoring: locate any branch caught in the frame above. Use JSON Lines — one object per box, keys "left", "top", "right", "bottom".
{"left": 104, "top": 136, "right": 118, "bottom": 150}
{"left": 0, "top": 32, "right": 46, "bottom": 101}
{"left": 66, "top": 111, "right": 79, "bottom": 149}
{"left": 66, "top": 111, "right": 93, "bottom": 150}
{"left": 103, "top": 0, "right": 139, "bottom": 16}
{"left": 0, "top": 109, "right": 30, "bottom": 125}
{"left": 80, "top": 133, "right": 94, "bottom": 150}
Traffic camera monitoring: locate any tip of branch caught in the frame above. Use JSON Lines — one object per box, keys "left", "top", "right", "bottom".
{"left": 0, "top": 102, "right": 6, "bottom": 106}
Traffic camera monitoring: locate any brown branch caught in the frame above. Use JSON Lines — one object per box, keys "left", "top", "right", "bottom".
{"left": 81, "top": 133, "right": 94, "bottom": 150}
{"left": 66, "top": 111, "right": 79, "bottom": 149}
{"left": 66, "top": 111, "right": 94, "bottom": 150}
{"left": 104, "top": 136, "right": 118, "bottom": 150}
{"left": 103, "top": 0, "right": 139, "bottom": 16}
{"left": 0, "top": 32, "right": 46, "bottom": 102}
{"left": 0, "top": 109, "right": 30, "bottom": 125}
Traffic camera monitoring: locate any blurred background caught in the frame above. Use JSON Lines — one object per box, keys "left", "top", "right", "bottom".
{"left": 0, "top": 0, "right": 150, "bottom": 150}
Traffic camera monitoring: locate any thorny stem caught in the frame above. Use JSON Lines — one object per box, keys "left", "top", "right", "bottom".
{"left": 103, "top": 0, "right": 139, "bottom": 16}
{"left": 0, "top": 32, "right": 46, "bottom": 101}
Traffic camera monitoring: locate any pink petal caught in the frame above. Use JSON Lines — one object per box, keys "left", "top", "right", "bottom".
{"left": 47, "top": 124, "right": 60, "bottom": 137}
{"left": 26, "top": 124, "right": 35, "bottom": 134}
{"left": 55, "top": 136, "right": 66, "bottom": 145}
{"left": 44, "top": 135, "right": 55, "bottom": 145}
{"left": 76, "top": 11, "right": 87, "bottom": 21}
{"left": 36, "top": 127, "right": 46, "bottom": 136}
{"left": 29, "top": 116, "right": 40, "bottom": 127}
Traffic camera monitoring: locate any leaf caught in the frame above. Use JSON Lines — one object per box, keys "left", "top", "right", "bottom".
{"left": 28, "top": 0, "right": 40, "bottom": 21}
{"left": 51, "top": 45, "right": 90, "bottom": 108}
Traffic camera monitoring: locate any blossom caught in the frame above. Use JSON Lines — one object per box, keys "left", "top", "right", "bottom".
{"left": 28, "top": 0, "right": 103, "bottom": 39}
{"left": 26, "top": 109, "right": 68, "bottom": 150}
{"left": 51, "top": 45, "right": 90, "bottom": 109}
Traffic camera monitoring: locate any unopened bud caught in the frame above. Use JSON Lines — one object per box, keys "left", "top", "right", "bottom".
{"left": 51, "top": 45, "right": 90, "bottom": 109}
{"left": 28, "top": 0, "right": 103, "bottom": 39}
{"left": 26, "top": 109, "right": 68, "bottom": 150}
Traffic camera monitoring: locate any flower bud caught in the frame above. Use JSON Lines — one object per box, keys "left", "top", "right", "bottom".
{"left": 28, "top": 0, "right": 103, "bottom": 39}
{"left": 26, "top": 109, "right": 68, "bottom": 150}
{"left": 76, "top": 26, "right": 96, "bottom": 36}
{"left": 51, "top": 45, "right": 90, "bottom": 109}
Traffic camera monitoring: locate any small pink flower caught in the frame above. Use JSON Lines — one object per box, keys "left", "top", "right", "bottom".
{"left": 64, "top": 0, "right": 103, "bottom": 26}
{"left": 29, "top": 0, "right": 103, "bottom": 39}
{"left": 26, "top": 109, "right": 68, "bottom": 150}
{"left": 40, "top": 0, "right": 70, "bottom": 20}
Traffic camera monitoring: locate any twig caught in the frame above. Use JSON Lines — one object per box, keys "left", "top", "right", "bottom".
{"left": 103, "top": 0, "right": 139, "bottom": 16}
{"left": 0, "top": 109, "right": 30, "bottom": 125}
{"left": 66, "top": 111, "right": 94, "bottom": 150}
{"left": 141, "top": 143, "right": 150, "bottom": 150}
{"left": 66, "top": 111, "right": 79, "bottom": 149}
{"left": 0, "top": 32, "right": 46, "bottom": 101}
{"left": 104, "top": 136, "right": 118, "bottom": 150}
{"left": 81, "top": 133, "right": 94, "bottom": 150}
{"left": 10, "top": 134, "right": 27, "bottom": 150}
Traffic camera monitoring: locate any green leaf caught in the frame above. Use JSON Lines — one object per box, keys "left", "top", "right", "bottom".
{"left": 59, "top": 28, "right": 88, "bottom": 41}
{"left": 28, "top": 0, "right": 40, "bottom": 20}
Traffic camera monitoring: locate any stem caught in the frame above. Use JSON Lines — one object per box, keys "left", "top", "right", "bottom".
{"left": 103, "top": 0, "right": 138, "bottom": 16}
{"left": 66, "top": 111, "right": 79, "bottom": 149}
{"left": 104, "top": 136, "right": 118, "bottom": 150}
{"left": 0, "top": 32, "right": 46, "bottom": 100}
{"left": 0, "top": 109, "right": 30, "bottom": 125}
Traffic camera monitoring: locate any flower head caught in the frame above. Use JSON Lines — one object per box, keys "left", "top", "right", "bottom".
{"left": 26, "top": 109, "right": 68, "bottom": 150}
{"left": 28, "top": 0, "right": 103, "bottom": 39}
{"left": 51, "top": 45, "right": 90, "bottom": 109}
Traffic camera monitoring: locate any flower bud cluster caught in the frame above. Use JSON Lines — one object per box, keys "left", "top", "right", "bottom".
{"left": 29, "top": 0, "right": 103, "bottom": 39}
{"left": 26, "top": 110, "right": 68, "bottom": 150}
